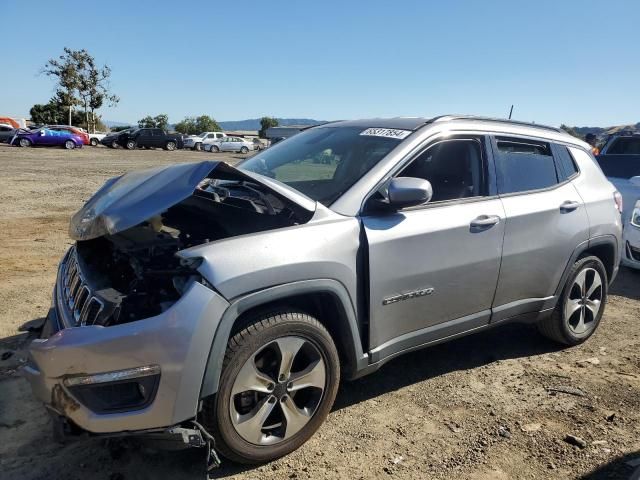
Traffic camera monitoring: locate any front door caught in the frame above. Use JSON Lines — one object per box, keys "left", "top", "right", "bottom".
{"left": 363, "top": 136, "right": 505, "bottom": 361}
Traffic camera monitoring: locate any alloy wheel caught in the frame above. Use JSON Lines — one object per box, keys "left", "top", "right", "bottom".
{"left": 565, "top": 267, "right": 602, "bottom": 335}
{"left": 229, "top": 336, "right": 326, "bottom": 446}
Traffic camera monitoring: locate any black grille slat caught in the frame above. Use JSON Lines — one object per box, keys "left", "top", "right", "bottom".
{"left": 61, "top": 247, "right": 104, "bottom": 326}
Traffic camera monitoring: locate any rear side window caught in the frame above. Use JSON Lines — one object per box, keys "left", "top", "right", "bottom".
{"left": 494, "top": 138, "right": 559, "bottom": 194}
{"left": 607, "top": 137, "right": 640, "bottom": 154}
{"left": 554, "top": 145, "right": 579, "bottom": 180}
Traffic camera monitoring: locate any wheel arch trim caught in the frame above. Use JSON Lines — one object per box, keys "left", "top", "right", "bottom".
{"left": 553, "top": 234, "right": 619, "bottom": 299}
{"left": 198, "top": 278, "right": 368, "bottom": 399}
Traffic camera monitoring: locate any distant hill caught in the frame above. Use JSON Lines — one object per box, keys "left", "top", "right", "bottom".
{"left": 570, "top": 122, "right": 640, "bottom": 138}
{"left": 218, "top": 118, "right": 324, "bottom": 131}
{"left": 103, "top": 120, "right": 133, "bottom": 128}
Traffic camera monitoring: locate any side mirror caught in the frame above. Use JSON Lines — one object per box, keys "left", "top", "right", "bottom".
{"left": 387, "top": 177, "right": 433, "bottom": 209}
{"left": 630, "top": 176, "right": 640, "bottom": 187}
{"left": 40, "top": 130, "right": 45, "bottom": 136}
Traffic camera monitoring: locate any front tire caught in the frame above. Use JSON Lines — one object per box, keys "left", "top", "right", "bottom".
{"left": 90, "top": 138, "right": 99, "bottom": 146}
{"left": 212, "top": 145, "right": 220, "bottom": 152}
{"left": 201, "top": 311, "right": 340, "bottom": 464}
{"left": 19, "top": 138, "right": 32, "bottom": 147}
{"left": 125, "top": 140, "right": 136, "bottom": 150}
{"left": 538, "top": 256, "right": 608, "bottom": 345}
{"left": 111, "top": 140, "right": 118, "bottom": 148}
{"left": 194, "top": 142, "right": 202, "bottom": 151}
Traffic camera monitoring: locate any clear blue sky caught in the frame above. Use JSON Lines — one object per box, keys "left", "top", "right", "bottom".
{"left": 3, "top": 0, "right": 639, "bottom": 127}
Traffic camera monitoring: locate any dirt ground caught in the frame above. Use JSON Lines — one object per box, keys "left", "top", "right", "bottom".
{"left": 0, "top": 144, "right": 639, "bottom": 480}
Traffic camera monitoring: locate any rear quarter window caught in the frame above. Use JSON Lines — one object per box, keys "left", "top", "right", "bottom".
{"left": 554, "top": 145, "right": 579, "bottom": 180}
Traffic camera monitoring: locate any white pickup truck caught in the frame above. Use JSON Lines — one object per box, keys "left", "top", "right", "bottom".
{"left": 88, "top": 132, "right": 107, "bottom": 146}
{"left": 183, "top": 131, "right": 227, "bottom": 151}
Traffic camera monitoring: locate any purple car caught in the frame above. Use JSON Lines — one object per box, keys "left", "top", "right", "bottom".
{"left": 10, "top": 127, "right": 84, "bottom": 149}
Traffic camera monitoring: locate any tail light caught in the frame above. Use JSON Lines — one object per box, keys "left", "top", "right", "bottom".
{"left": 614, "top": 191, "right": 623, "bottom": 214}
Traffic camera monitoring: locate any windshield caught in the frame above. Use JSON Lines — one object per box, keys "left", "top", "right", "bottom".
{"left": 239, "top": 126, "right": 404, "bottom": 205}
{"left": 597, "top": 156, "right": 640, "bottom": 179}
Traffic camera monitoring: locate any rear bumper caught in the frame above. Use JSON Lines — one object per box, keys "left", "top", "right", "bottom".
{"left": 622, "top": 225, "right": 640, "bottom": 269}
{"left": 23, "top": 255, "right": 230, "bottom": 434}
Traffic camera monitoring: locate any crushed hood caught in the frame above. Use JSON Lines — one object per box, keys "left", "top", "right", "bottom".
{"left": 69, "top": 161, "right": 316, "bottom": 241}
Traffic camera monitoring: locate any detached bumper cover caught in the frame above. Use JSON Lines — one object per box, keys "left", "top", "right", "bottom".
{"left": 23, "top": 265, "right": 229, "bottom": 434}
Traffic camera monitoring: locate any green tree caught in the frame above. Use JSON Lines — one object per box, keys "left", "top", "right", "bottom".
{"left": 259, "top": 116, "right": 279, "bottom": 138}
{"left": 42, "top": 48, "right": 118, "bottom": 131}
{"left": 138, "top": 114, "right": 169, "bottom": 129}
{"left": 175, "top": 115, "right": 221, "bottom": 135}
{"left": 560, "top": 124, "right": 580, "bottom": 139}
{"left": 42, "top": 48, "right": 81, "bottom": 125}
{"left": 30, "top": 96, "right": 84, "bottom": 125}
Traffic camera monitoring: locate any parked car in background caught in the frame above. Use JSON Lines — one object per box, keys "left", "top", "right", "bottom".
{"left": 208, "top": 136, "right": 254, "bottom": 153}
{"left": 116, "top": 128, "right": 184, "bottom": 151}
{"left": 88, "top": 132, "right": 107, "bottom": 146}
{"left": 0, "top": 123, "right": 16, "bottom": 143}
{"left": 46, "top": 125, "right": 90, "bottom": 145}
{"left": 25, "top": 116, "right": 622, "bottom": 465}
{"left": 184, "top": 131, "right": 226, "bottom": 151}
{"left": 596, "top": 131, "right": 640, "bottom": 269}
{"left": 101, "top": 128, "right": 135, "bottom": 148}
{"left": 252, "top": 138, "right": 266, "bottom": 150}
{"left": 10, "top": 127, "right": 85, "bottom": 149}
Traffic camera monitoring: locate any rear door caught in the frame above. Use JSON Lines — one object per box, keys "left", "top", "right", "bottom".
{"left": 491, "top": 136, "right": 589, "bottom": 321}
{"left": 363, "top": 136, "right": 505, "bottom": 360}
{"left": 151, "top": 128, "right": 165, "bottom": 147}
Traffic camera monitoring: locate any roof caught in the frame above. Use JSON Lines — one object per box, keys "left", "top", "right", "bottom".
{"left": 324, "top": 117, "right": 429, "bottom": 130}
{"left": 316, "top": 115, "right": 569, "bottom": 136}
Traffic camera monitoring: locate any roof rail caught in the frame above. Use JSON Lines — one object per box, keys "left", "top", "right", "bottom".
{"left": 426, "top": 115, "right": 564, "bottom": 134}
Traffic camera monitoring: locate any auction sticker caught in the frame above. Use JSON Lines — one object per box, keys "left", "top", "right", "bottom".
{"left": 360, "top": 128, "right": 412, "bottom": 139}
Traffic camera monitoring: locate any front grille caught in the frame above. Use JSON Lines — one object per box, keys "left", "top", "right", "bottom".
{"left": 62, "top": 247, "right": 105, "bottom": 326}
{"left": 628, "top": 242, "right": 640, "bottom": 262}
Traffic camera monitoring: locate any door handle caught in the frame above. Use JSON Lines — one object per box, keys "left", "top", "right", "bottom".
{"left": 560, "top": 200, "right": 580, "bottom": 212}
{"left": 470, "top": 215, "right": 500, "bottom": 229}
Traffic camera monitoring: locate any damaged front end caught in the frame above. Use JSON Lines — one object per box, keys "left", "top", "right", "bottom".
{"left": 23, "top": 161, "right": 316, "bottom": 449}
{"left": 63, "top": 161, "right": 314, "bottom": 328}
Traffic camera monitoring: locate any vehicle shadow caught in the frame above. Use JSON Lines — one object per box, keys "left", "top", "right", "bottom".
{"left": 579, "top": 450, "right": 640, "bottom": 479}
{"left": 610, "top": 266, "right": 640, "bottom": 301}
{"left": 333, "top": 322, "right": 560, "bottom": 411}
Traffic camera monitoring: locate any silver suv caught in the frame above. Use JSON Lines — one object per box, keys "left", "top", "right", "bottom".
{"left": 24, "top": 116, "right": 623, "bottom": 465}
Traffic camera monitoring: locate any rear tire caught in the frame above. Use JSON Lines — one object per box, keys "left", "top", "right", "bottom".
{"left": 165, "top": 141, "right": 176, "bottom": 151}
{"left": 538, "top": 256, "right": 608, "bottom": 345}
{"left": 90, "top": 138, "right": 98, "bottom": 146}
{"left": 64, "top": 140, "right": 75, "bottom": 150}
{"left": 240, "top": 146, "right": 249, "bottom": 154}
{"left": 201, "top": 311, "right": 340, "bottom": 464}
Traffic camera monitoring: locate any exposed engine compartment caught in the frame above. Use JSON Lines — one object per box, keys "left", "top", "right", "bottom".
{"left": 74, "top": 178, "right": 306, "bottom": 326}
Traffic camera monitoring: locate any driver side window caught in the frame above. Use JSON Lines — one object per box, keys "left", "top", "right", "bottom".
{"left": 398, "top": 138, "right": 486, "bottom": 203}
